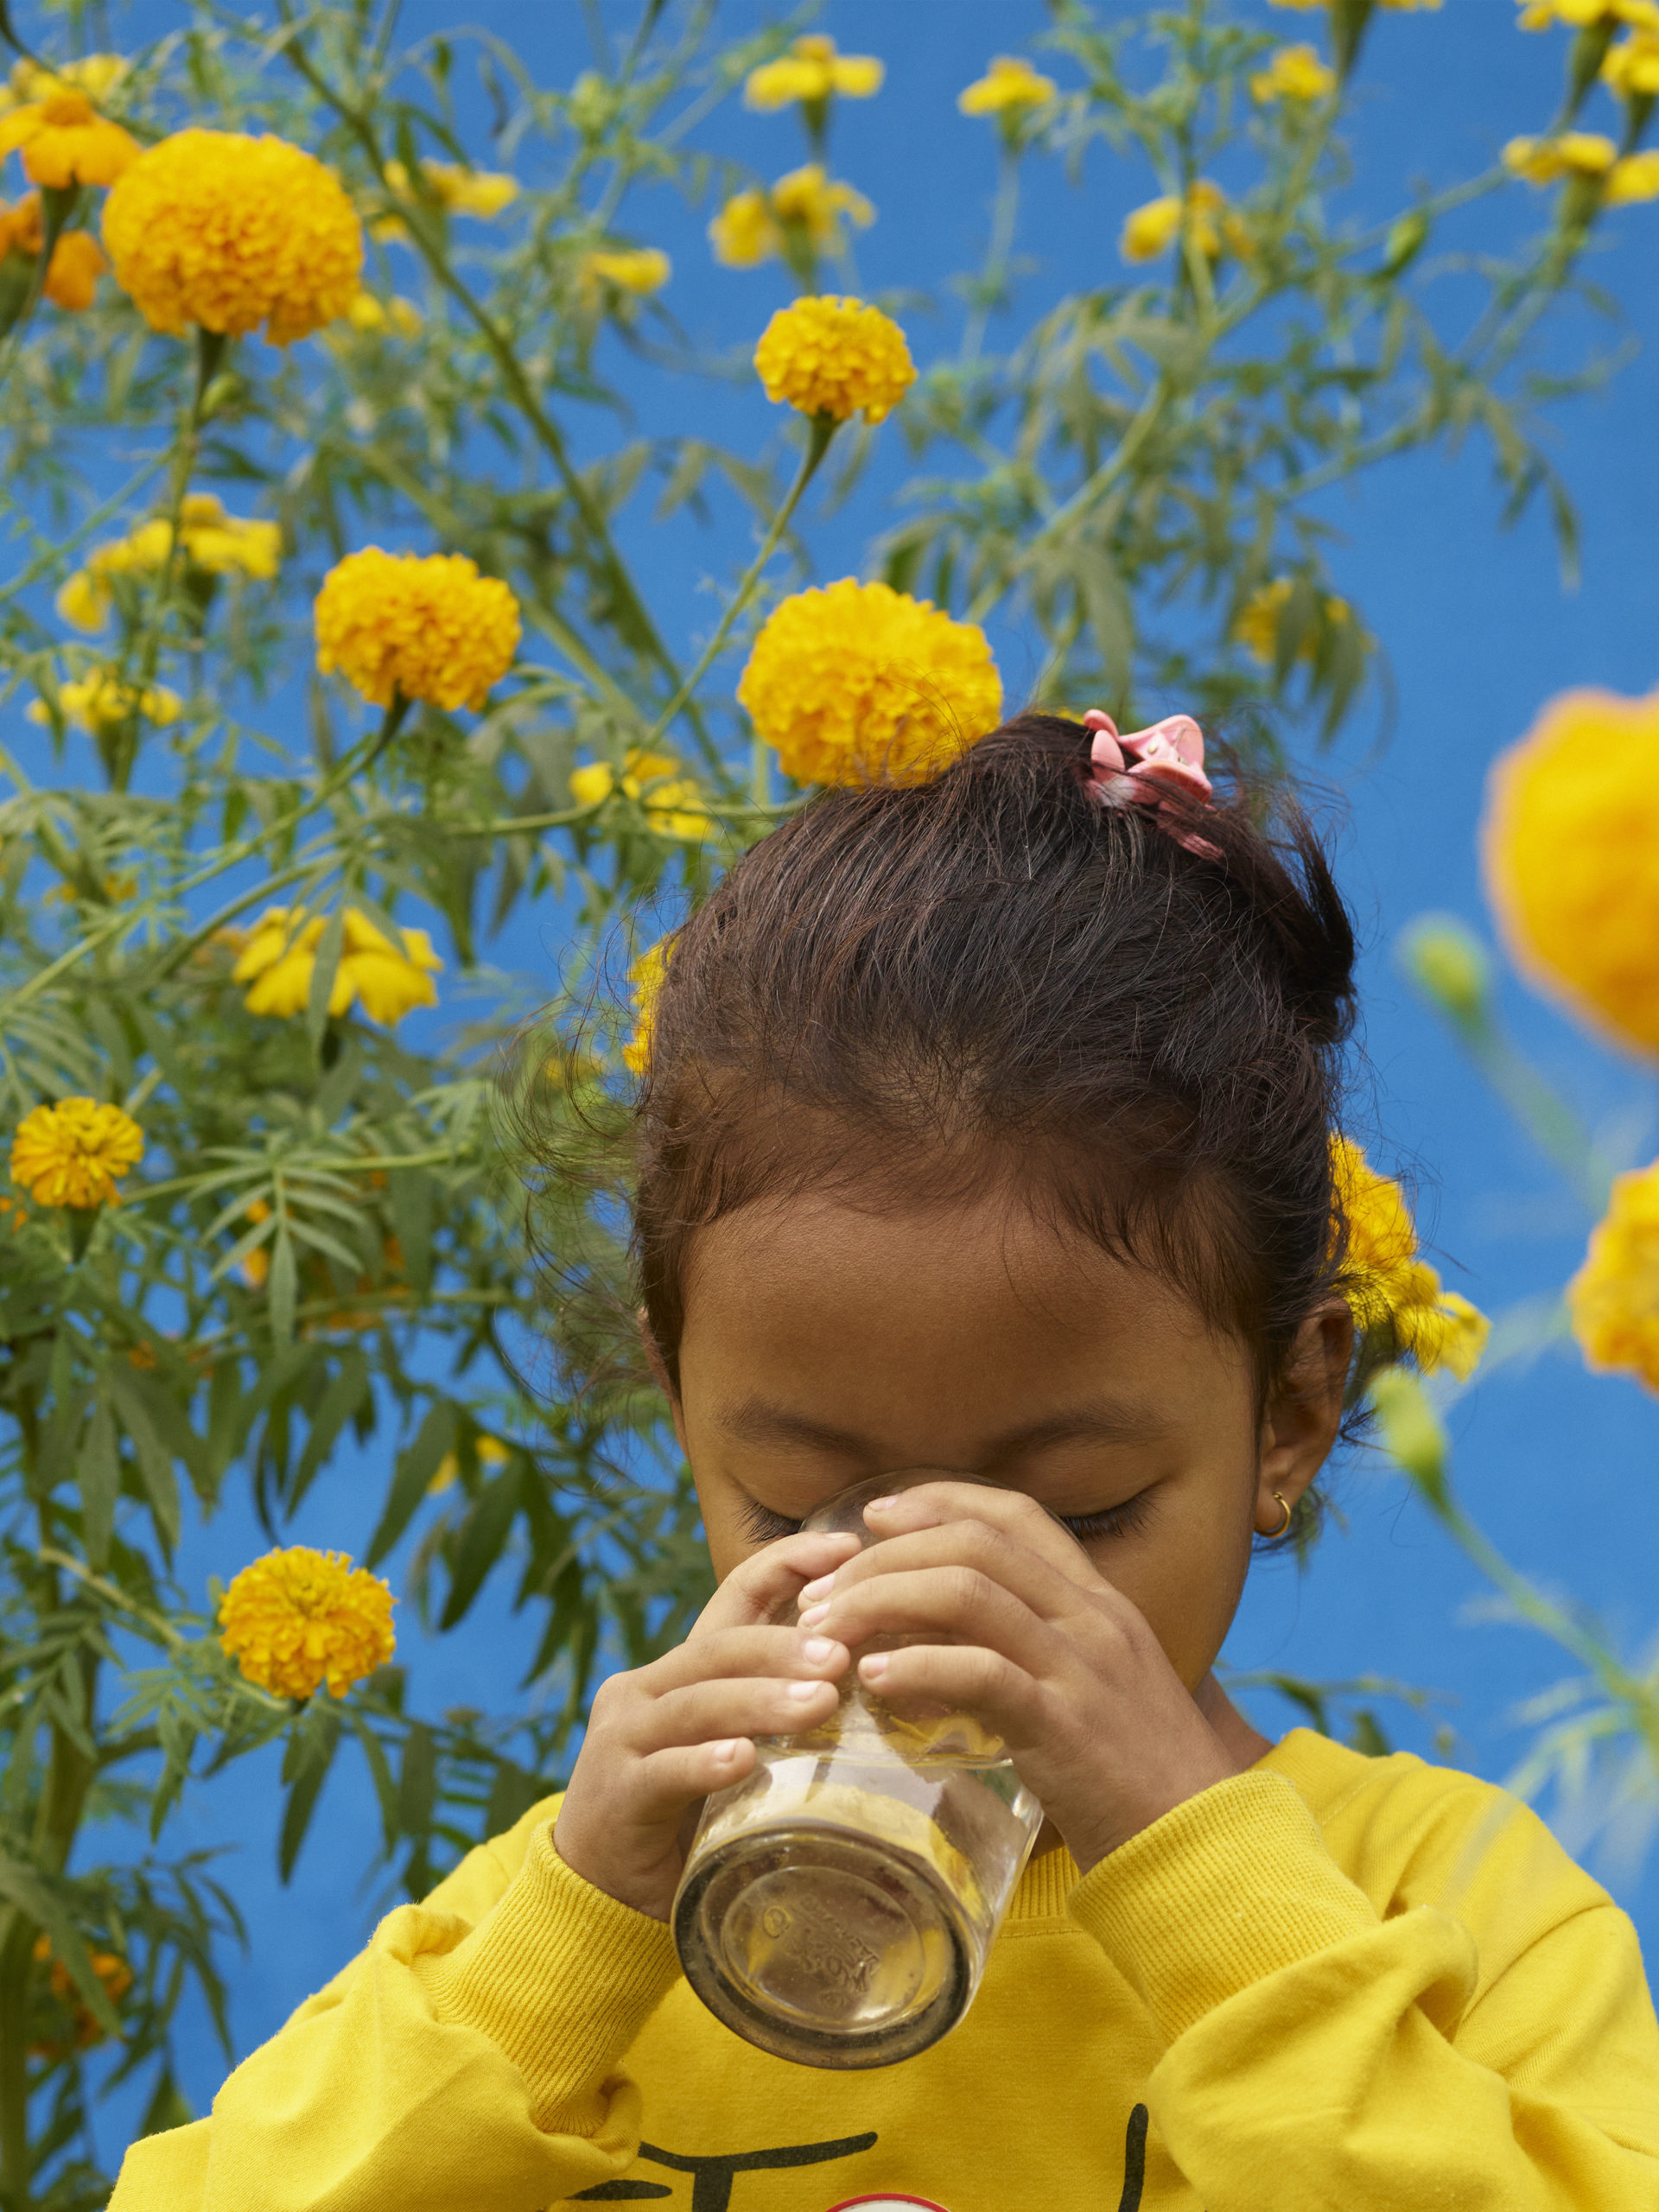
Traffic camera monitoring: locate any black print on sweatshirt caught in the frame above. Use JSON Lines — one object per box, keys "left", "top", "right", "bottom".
{"left": 569, "top": 2102, "right": 1151, "bottom": 2210}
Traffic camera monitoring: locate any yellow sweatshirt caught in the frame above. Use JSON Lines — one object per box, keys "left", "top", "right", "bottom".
{"left": 111, "top": 1730, "right": 1659, "bottom": 2211}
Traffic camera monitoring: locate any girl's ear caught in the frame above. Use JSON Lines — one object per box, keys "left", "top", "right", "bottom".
{"left": 638, "top": 1306, "right": 690, "bottom": 1454}
{"left": 1255, "top": 1299, "right": 1352, "bottom": 1523}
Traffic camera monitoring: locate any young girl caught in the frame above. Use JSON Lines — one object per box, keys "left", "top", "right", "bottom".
{"left": 114, "top": 713, "right": 1659, "bottom": 2211}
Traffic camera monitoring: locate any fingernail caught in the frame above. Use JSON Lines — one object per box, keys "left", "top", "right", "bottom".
{"left": 787, "top": 1678, "right": 829, "bottom": 1702}
{"left": 714, "top": 1738, "right": 742, "bottom": 1760}
{"left": 798, "top": 1601, "right": 830, "bottom": 1627}
{"left": 860, "top": 1652, "right": 889, "bottom": 1681}
{"left": 801, "top": 1636, "right": 836, "bottom": 1664}
{"left": 863, "top": 1496, "right": 899, "bottom": 1512}
{"left": 799, "top": 1574, "right": 833, "bottom": 1601}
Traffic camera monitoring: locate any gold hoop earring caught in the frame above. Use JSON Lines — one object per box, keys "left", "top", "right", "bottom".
{"left": 1261, "top": 1491, "right": 1293, "bottom": 1541}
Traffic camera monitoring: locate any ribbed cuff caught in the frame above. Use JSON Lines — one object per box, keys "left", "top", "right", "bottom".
{"left": 423, "top": 1823, "right": 679, "bottom": 2135}
{"left": 1067, "top": 1770, "right": 1379, "bottom": 2042}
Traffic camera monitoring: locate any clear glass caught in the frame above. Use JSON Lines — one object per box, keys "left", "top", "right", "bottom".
{"left": 673, "top": 1472, "right": 1043, "bottom": 2069}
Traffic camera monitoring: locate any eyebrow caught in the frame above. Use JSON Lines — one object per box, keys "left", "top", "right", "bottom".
{"left": 717, "top": 1395, "right": 1172, "bottom": 1460}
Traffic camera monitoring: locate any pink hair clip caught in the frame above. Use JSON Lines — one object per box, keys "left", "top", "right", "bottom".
{"left": 1081, "top": 709, "right": 1222, "bottom": 861}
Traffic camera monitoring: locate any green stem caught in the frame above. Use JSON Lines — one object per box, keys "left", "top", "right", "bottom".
{"left": 639, "top": 414, "right": 836, "bottom": 756}
{"left": 963, "top": 146, "right": 1022, "bottom": 366}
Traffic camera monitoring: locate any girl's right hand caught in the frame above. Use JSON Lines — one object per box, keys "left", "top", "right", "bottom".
{"left": 553, "top": 1530, "right": 859, "bottom": 1923}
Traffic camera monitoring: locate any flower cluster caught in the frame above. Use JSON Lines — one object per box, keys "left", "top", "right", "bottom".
{"left": 102, "top": 130, "right": 363, "bottom": 344}
{"left": 1503, "top": 132, "right": 1659, "bottom": 202}
{"left": 29, "top": 1936, "right": 132, "bottom": 2058}
{"left": 1570, "top": 1160, "right": 1659, "bottom": 1390}
{"left": 1332, "top": 1135, "right": 1490, "bottom": 1379}
{"left": 10, "top": 1097, "right": 144, "bottom": 1210}
{"left": 1235, "top": 576, "right": 1351, "bottom": 664}
{"left": 623, "top": 937, "right": 672, "bottom": 1076}
{"left": 753, "top": 296, "right": 916, "bottom": 424}
{"left": 738, "top": 578, "right": 1003, "bottom": 788}
{"left": 1250, "top": 44, "right": 1338, "bottom": 102}
{"left": 383, "top": 156, "right": 518, "bottom": 219}
{"left": 231, "top": 906, "right": 443, "bottom": 1026}
{"left": 580, "top": 246, "right": 671, "bottom": 299}
{"left": 569, "top": 747, "right": 709, "bottom": 841}
{"left": 219, "top": 1547, "right": 396, "bottom": 1700}
{"left": 58, "top": 493, "right": 282, "bottom": 631}
{"left": 0, "top": 195, "right": 106, "bottom": 308}
{"left": 27, "top": 671, "right": 181, "bottom": 734}
{"left": 346, "top": 290, "right": 423, "bottom": 338}
{"left": 0, "top": 89, "right": 137, "bottom": 187}
{"left": 1120, "top": 180, "right": 1250, "bottom": 264}
{"left": 709, "top": 163, "right": 874, "bottom": 270}
{"left": 1482, "top": 685, "right": 1659, "bottom": 1055}
{"left": 744, "top": 35, "right": 883, "bottom": 111}
{"left": 957, "top": 56, "right": 1057, "bottom": 116}
{"left": 314, "top": 547, "right": 521, "bottom": 711}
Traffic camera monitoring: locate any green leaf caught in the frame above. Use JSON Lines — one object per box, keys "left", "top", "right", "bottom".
{"left": 0, "top": 1850, "right": 123, "bottom": 2039}
{"left": 105, "top": 1363, "right": 181, "bottom": 1555}
{"left": 288, "top": 1349, "right": 372, "bottom": 1514}
{"left": 307, "top": 908, "right": 346, "bottom": 1052}
{"left": 279, "top": 1705, "right": 342, "bottom": 1883}
{"left": 439, "top": 1465, "right": 523, "bottom": 1631}
{"left": 76, "top": 1400, "right": 119, "bottom": 1568}
{"left": 397, "top": 1720, "right": 435, "bottom": 1841}
{"left": 365, "top": 1400, "right": 456, "bottom": 1567}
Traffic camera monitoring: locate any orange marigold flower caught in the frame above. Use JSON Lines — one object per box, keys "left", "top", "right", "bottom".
{"left": 219, "top": 1546, "right": 396, "bottom": 1699}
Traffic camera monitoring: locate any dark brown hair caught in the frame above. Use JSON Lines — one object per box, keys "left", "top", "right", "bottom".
{"left": 630, "top": 713, "right": 1357, "bottom": 1507}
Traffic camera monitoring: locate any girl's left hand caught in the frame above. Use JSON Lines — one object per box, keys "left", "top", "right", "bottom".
{"left": 795, "top": 1480, "right": 1236, "bottom": 1872}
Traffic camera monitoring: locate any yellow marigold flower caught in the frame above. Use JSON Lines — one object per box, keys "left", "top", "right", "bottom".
{"left": 580, "top": 246, "right": 671, "bottom": 297}
{"left": 1603, "top": 29, "right": 1659, "bottom": 90}
{"left": 429, "top": 1433, "right": 510, "bottom": 1495}
{"left": 346, "top": 289, "right": 423, "bottom": 337}
{"left": 384, "top": 156, "right": 518, "bottom": 219}
{"left": 0, "top": 54, "right": 129, "bottom": 111}
{"left": 27, "top": 671, "right": 181, "bottom": 733}
{"left": 739, "top": 578, "right": 1002, "bottom": 789}
{"left": 1518, "top": 0, "right": 1659, "bottom": 26}
{"left": 745, "top": 35, "right": 884, "bottom": 109}
{"left": 569, "top": 747, "right": 710, "bottom": 841}
{"left": 1119, "top": 180, "right": 1243, "bottom": 264}
{"left": 56, "top": 494, "right": 282, "bottom": 631}
{"left": 1234, "top": 576, "right": 1351, "bottom": 664}
{"left": 623, "top": 937, "right": 672, "bottom": 1077}
{"left": 753, "top": 295, "right": 916, "bottom": 425}
{"left": 1502, "top": 131, "right": 1618, "bottom": 183}
{"left": 1606, "top": 149, "right": 1659, "bottom": 202}
{"left": 957, "top": 56, "right": 1058, "bottom": 115}
{"left": 1482, "top": 685, "right": 1659, "bottom": 1055}
{"left": 709, "top": 166, "right": 874, "bottom": 270}
{"left": 103, "top": 130, "right": 363, "bottom": 345}
{"left": 0, "top": 89, "right": 137, "bottom": 188}
{"left": 232, "top": 905, "right": 442, "bottom": 1025}
{"left": 10, "top": 1097, "right": 143, "bottom": 1209}
{"left": 1250, "top": 43, "right": 1338, "bottom": 101}
{"left": 314, "top": 547, "right": 520, "bottom": 712}
{"left": 1332, "top": 1135, "right": 1489, "bottom": 1379}
{"left": 709, "top": 188, "right": 776, "bottom": 269}
{"left": 219, "top": 1546, "right": 395, "bottom": 1700}
{"left": 1570, "top": 1160, "right": 1659, "bottom": 1389}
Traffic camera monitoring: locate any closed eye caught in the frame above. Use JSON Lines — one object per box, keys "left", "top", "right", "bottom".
{"left": 736, "top": 1489, "right": 1154, "bottom": 1546}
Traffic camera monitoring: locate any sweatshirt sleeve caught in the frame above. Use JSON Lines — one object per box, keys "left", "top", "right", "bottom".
{"left": 1067, "top": 1770, "right": 1659, "bottom": 2209}
{"left": 109, "top": 1815, "right": 680, "bottom": 2212}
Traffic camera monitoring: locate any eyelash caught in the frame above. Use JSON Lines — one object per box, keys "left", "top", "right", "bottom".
{"left": 737, "top": 1491, "right": 1154, "bottom": 1546}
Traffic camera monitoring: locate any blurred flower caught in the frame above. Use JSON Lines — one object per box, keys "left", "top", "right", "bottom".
{"left": 0, "top": 54, "right": 129, "bottom": 111}
{"left": 219, "top": 1546, "right": 395, "bottom": 1699}
{"left": 623, "top": 937, "right": 671, "bottom": 1077}
{"left": 739, "top": 578, "right": 1003, "bottom": 788}
{"left": 232, "top": 905, "right": 442, "bottom": 1025}
{"left": 957, "top": 56, "right": 1057, "bottom": 115}
{"left": 1482, "top": 684, "right": 1659, "bottom": 1054}
{"left": 580, "top": 246, "right": 671, "bottom": 299}
{"left": 384, "top": 155, "right": 518, "bottom": 219}
{"left": 1250, "top": 44, "right": 1338, "bottom": 100}
{"left": 10, "top": 1097, "right": 143, "bottom": 1209}
{"left": 1368, "top": 1366, "right": 1447, "bottom": 1496}
{"left": 569, "top": 747, "right": 710, "bottom": 840}
{"left": 346, "top": 289, "right": 423, "bottom": 337}
{"left": 0, "top": 194, "right": 107, "bottom": 307}
{"left": 1332, "top": 1135, "right": 1490, "bottom": 1379}
{"left": 1120, "top": 179, "right": 1249, "bottom": 264}
{"left": 1570, "top": 1160, "right": 1659, "bottom": 1389}
{"left": 1603, "top": 28, "right": 1659, "bottom": 87}
{"left": 430, "top": 1434, "right": 511, "bottom": 1494}
{"left": 0, "top": 89, "right": 137, "bottom": 188}
{"left": 102, "top": 130, "right": 363, "bottom": 343}
{"left": 1234, "top": 575, "right": 1351, "bottom": 663}
{"left": 27, "top": 671, "right": 182, "bottom": 731}
{"left": 29, "top": 1936, "right": 132, "bottom": 2057}
{"left": 1398, "top": 915, "right": 1491, "bottom": 1024}
{"left": 1605, "top": 149, "right": 1659, "bottom": 200}
{"left": 709, "top": 163, "right": 874, "bottom": 269}
{"left": 58, "top": 493, "right": 283, "bottom": 631}
{"left": 753, "top": 294, "right": 916, "bottom": 424}
{"left": 314, "top": 547, "right": 520, "bottom": 711}
{"left": 745, "top": 35, "right": 883, "bottom": 110}
{"left": 1518, "top": 0, "right": 1659, "bottom": 26}
{"left": 1503, "top": 130, "right": 1618, "bottom": 182}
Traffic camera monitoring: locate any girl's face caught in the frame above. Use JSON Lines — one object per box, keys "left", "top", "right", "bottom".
{"left": 669, "top": 1189, "right": 1350, "bottom": 1694}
